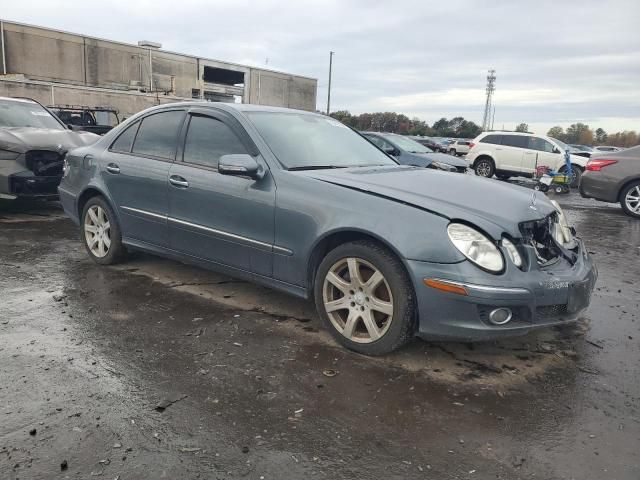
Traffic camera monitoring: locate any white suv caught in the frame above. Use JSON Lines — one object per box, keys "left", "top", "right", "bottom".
{"left": 466, "top": 132, "right": 589, "bottom": 186}
{"left": 447, "top": 139, "right": 471, "bottom": 156}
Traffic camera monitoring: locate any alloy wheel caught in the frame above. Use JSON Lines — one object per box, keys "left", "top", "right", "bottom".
{"left": 84, "top": 205, "right": 111, "bottom": 258}
{"left": 476, "top": 160, "right": 492, "bottom": 177}
{"left": 625, "top": 186, "right": 640, "bottom": 214}
{"left": 322, "top": 257, "right": 394, "bottom": 343}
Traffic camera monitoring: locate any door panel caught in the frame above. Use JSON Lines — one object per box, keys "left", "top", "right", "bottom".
{"left": 101, "top": 151, "right": 171, "bottom": 246}
{"left": 168, "top": 162, "right": 276, "bottom": 276}
{"left": 167, "top": 112, "right": 275, "bottom": 277}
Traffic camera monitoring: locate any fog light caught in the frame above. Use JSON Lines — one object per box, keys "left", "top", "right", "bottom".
{"left": 489, "top": 308, "right": 512, "bottom": 325}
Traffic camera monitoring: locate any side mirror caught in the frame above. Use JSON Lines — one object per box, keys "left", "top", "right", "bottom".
{"left": 552, "top": 147, "right": 561, "bottom": 154}
{"left": 218, "top": 154, "right": 263, "bottom": 180}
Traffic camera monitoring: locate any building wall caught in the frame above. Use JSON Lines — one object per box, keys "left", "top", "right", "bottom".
{"left": 0, "top": 19, "right": 317, "bottom": 112}
{"left": 0, "top": 78, "right": 185, "bottom": 120}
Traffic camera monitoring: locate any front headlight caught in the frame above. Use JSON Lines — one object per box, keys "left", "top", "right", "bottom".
{"left": 447, "top": 223, "right": 504, "bottom": 273}
{"left": 0, "top": 149, "right": 19, "bottom": 160}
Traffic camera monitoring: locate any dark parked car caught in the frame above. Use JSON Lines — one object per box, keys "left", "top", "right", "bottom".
{"left": 50, "top": 105, "right": 120, "bottom": 135}
{"left": 362, "top": 132, "right": 468, "bottom": 173}
{"left": 579, "top": 145, "right": 640, "bottom": 218}
{"left": 59, "top": 103, "right": 596, "bottom": 355}
{"left": 0, "top": 97, "right": 100, "bottom": 199}
{"left": 413, "top": 136, "right": 439, "bottom": 150}
{"left": 569, "top": 144, "right": 594, "bottom": 159}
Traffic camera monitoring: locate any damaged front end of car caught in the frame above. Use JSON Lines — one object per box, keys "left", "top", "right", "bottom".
{"left": 0, "top": 148, "right": 66, "bottom": 199}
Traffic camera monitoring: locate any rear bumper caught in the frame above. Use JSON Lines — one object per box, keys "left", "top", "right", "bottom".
{"left": 579, "top": 172, "right": 619, "bottom": 203}
{"left": 407, "top": 240, "right": 597, "bottom": 341}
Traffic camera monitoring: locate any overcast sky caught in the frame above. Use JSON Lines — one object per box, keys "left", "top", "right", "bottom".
{"left": 4, "top": 0, "right": 639, "bottom": 134}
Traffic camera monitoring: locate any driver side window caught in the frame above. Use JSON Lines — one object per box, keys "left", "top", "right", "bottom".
{"left": 182, "top": 115, "right": 249, "bottom": 169}
{"left": 528, "top": 137, "right": 555, "bottom": 153}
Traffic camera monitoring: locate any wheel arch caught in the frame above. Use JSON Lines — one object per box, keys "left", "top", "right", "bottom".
{"left": 472, "top": 154, "right": 495, "bottom": 169}
{"left": 77, "top": 185, "right": 114, "bottom": 220}
{"left": 306, "top": 228, "right": 412, "bottom": 298}
{"left": 618, "top": 176, "right": 640, "bottom": 202}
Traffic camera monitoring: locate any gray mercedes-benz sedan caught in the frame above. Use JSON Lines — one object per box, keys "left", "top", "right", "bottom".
{"left": 58, "top": 102, "right": 597, "bottom": 355}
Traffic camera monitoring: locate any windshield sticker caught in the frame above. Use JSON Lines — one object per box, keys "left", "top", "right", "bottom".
{"left": 31, "top": 111, "right": 51, "bottom": 116}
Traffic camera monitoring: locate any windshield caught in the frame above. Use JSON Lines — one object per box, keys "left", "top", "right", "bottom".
{"left": 550, "top": 137, "right": 570, "bottom": 151}
{"left": 382, "top": 134, "right": 433, "bottom": 153}
{"left": 0, "top": 99, "right": 65, "bottom": 130}
{"left": 247, "top": 112, "right": 397, "bottom": 169}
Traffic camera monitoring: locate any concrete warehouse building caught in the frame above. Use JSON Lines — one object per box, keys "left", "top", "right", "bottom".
{"left": 0, "top": 19, "right": 317, "bottom": 121}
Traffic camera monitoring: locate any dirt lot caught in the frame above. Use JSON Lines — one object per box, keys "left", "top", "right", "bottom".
{"left": 1, "top": 191, "right": 639, "bottom": 479}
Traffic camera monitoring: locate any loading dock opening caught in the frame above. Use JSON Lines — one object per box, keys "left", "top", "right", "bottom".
{"left": 203, "top": 66, "right": 245, "bottom": 86}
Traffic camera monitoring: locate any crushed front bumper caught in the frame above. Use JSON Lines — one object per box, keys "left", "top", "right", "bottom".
{"left": 407, "top": 239, "right": 597, "bottom": 341}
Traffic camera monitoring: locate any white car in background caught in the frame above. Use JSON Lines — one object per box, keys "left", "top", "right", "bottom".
{"left": 447, "top": 139, "right": 472, "bottom": 156}
{"left": 466, "top": 131, "right": 589, "bottom": 186}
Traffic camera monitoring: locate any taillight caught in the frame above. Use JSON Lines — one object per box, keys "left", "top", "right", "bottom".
{"left": 468, "top": 142, "right": 475, "bottom": 149}
{"left": 586, "top": 159, "right": 617, "bottom": 171}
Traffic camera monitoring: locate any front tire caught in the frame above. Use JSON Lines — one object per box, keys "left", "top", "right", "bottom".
{"left": 560, "top": 164, "right": 583, "bottom": 188}
{"left": 81, "top": 196, "right": 126, "bottom": 265}
{"left": 314, "top": 241, "right": 416, "bottom": 355}
{"left": 474, "top": 158, "right": 495, "bottom": 178}
{"left": 620, "top": 181, "right": 640, "bottom": 218}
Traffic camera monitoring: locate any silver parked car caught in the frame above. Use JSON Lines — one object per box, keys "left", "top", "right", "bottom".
{"left": 579, "top": 145, "right": 640, "bottom": 218}
{"left": 0, "top": 97, "right": 99, "bottom": 199}
{"left": 58, "top": 103, "right": 596, "bottom": 355}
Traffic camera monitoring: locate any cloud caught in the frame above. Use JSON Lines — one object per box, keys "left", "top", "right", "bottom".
{"left": 3, "top": 0, "right": 639, "bottom": 132}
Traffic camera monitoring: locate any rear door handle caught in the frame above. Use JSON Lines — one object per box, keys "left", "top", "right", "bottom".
{"left": 106, "top": 163, "right": 120, "bottom": 174}
{"left": 169, "top": 175, "right": 189, "bottom": 188}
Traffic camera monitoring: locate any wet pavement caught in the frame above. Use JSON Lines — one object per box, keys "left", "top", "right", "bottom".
{"left": 1, "top": 190, "right": 639, "bottom": 480}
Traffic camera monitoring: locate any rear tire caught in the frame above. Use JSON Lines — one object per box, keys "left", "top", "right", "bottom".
{"left": 474, "top": 158, "right": 495, "bottom": 178}
{"left": 620, "top": 181, "right": 640, "bottom": 218}
{"left": 81, "top": 196, "right": 127, "bottom": 265}
{"left": 314, "top": 240, "right": 416, "bottom": 355}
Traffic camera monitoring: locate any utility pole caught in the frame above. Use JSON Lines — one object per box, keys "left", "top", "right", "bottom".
{"left": 481, "top": 69, "right": 496, "bottom": 131}
{"left": 326, "top": 51, "right": 334, "bottom": 116}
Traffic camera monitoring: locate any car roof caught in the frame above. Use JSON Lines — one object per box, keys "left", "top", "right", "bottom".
{"left": 0, "top": 96, "right": 40, "bottom": 104}
{"left": 147, "top": 101, "right": 318, "bottom": 116}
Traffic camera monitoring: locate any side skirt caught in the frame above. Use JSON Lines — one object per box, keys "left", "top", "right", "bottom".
{"left": 122, "top": 237, "right": 309, "bottom": 300}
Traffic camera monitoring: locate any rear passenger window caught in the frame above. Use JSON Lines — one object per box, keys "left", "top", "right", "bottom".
{"left": 480, "top": 134, "right": 503, "bottom": 145}
{"left": 182, "top": 115, "right": 248, "bottom": 169}
{"left": 502, "top": 135, "right": 528, "bottom": 148}
{"left": 132, "top": 111, "right": 185, "bottom": 160}
{"left": 110, "top": 121, "right": 139, "bottom": 153}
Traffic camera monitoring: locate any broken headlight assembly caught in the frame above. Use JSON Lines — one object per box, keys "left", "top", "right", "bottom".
{"left": 550, "top": 200, "right": 576, "bottom": 249}
{"left": 447, "top": 223, "right": 504, "bottom": 273}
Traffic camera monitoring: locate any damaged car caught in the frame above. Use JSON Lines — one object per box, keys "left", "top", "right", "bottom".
{"left": 59, "top": 103, "right": 596, "bottom": 355}
{"left": 0, "top": 97, "right": 100, "bottom": 200}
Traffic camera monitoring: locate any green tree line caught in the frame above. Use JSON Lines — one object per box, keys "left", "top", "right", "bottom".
{"left": 329, "top": 111, "right": 482, "bottom": 138}
{"left": 546, "top": 123, "right": 639, "bottom": 147}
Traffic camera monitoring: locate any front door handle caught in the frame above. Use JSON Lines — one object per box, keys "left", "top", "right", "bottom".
{"left": 106, "top": 163, "right": 120, "bottom": 174}
{"left": 169, "top": 175, "right": 189, "bottom": 188}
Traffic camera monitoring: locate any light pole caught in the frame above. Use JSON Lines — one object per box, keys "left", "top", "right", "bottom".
{"left": 326, "top": 51, "right": 334, "bottom": 116}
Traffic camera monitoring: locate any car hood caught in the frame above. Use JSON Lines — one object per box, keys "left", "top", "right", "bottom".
{"left": 414, "top": 152, "right": 467, "bottom": 168}
{"left": 0, "top": 127, "right": 100, "bottom": 154}
{"left": 297, "top": 166, "right": 556, "bottom": 238}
